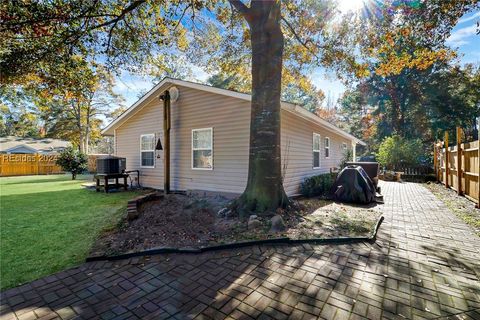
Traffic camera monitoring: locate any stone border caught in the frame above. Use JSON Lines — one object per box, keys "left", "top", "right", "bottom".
{"left": 86, "top": 216, "right": 384, "bottom": 262}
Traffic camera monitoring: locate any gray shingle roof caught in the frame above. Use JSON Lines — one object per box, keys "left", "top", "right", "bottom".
{"left": 0, "top": 136, "right": 70, "bottom": 153}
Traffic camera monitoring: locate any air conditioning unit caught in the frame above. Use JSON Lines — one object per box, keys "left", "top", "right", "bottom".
{"left": 96, "top": 156, "right": 126, "bottom": 174}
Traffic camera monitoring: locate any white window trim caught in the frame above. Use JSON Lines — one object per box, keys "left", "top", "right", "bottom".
{"left": 140, "top": 133, "right": 155, "bottom": 168}
{"left": 325, "top": 137, "right": 330, "bottom": 159}
{"left": 342, "top": 142, "right": 348, "bottom": 150}
{"left": 191, "top": 127, "right": 213, "bottom": 171}
{"left": 313, "top": 133, "right": 321, "bottom": 169}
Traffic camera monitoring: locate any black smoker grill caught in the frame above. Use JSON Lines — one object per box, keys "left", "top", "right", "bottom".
{"left": 96, "top": 156, "right": 126, "bottom": 174}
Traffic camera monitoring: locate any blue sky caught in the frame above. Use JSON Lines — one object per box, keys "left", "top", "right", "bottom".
{"left": 114, "top": 9, "right": 480, "bottom": 108}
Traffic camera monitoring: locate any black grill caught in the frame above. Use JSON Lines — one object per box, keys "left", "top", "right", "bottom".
{"left": 96, "top": 156, "right": 126, "bottom": 174}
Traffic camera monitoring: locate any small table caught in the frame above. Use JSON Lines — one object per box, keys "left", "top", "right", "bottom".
{"left": 94, "top": 173, "right": 129, "bottom": 193}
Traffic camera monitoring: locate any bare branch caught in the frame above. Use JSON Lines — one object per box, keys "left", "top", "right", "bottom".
{"left": 173, "top": 3, "right": 192, "bottom": 31}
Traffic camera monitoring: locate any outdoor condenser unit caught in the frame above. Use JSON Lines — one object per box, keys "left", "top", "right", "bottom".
{"left": 96, "top": 156, "right": 126, "bottom": 174}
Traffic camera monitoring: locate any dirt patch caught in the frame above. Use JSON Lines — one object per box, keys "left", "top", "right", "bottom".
{"left": 284, "top": 198, "right": 382, "bottom": 239}
{"left": 91, "top": 193, "right": 382, "bottom": 256}
{"left": 425, "top": 182, "right": 480, "bottom": 236}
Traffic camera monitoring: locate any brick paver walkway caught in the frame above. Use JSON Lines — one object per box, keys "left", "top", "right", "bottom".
{"left": 1, "top": 182, "right": 480, "bottom": 320}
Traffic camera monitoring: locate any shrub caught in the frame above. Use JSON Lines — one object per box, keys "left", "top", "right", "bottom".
{"left": 300, "top": 173, "right": 336, "bottom": 197}
{"left": 56, "top": 146, "right": 88, "bottom": 180}
{"left": 339, "top": 148, "right": 353, "bottom": 169}
{"left": 377, "top": 135, "right": 423, "bottom": 169}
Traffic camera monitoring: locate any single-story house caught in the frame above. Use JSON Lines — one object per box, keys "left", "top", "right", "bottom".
{"left": 0, "top": 136, "right": 70, "bottom": 154}
{"left": 102, "top": 78, "right": 365, "bottom": 196}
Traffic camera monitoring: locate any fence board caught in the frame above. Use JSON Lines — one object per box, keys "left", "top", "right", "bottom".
{"left": 437, "top": 140, "right": 479, "bottom": 205}
{"left": 0, "top": 154, "right": 63, "bottom": 177}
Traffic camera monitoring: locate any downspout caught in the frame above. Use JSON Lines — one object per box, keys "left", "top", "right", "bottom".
{"left": 352, "top": 141, "right": 357, "bottom": 162}
{"left": 160, "top": 91, "right": 171, "bottom": 195}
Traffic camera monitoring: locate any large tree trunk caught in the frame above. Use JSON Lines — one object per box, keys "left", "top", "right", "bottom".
{"left": 85, "top": 109, "right": 90, "bottom": 155}
{"left": 387, "top": 80, "right": 402, "bottom": 136}
{"left": 235, "top": 1, "right": 289, "bottom": 214}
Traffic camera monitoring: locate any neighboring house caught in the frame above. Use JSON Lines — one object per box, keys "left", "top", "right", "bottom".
{"left": 102, "top": 78, "right": 365, "bottom": 196}
{"left": 0, "top": 136, "right": 70, "bottom": 154}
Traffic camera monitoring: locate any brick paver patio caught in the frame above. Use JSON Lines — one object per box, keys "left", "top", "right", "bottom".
{"left": 1, "top": 182, "right": 480, "bottom": 319}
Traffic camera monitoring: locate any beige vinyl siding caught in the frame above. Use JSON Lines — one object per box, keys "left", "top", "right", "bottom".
{"left": 169, "top": 86, "right": 250, "bottom": 193}
{"left": 116, "top": 100, "right": 164, "bottom": 188}
{"left": 114, "top": 84, "right": 353, "bottom": 195}
{"left": 281, "top": 110, "right": 351, "bottom": 195}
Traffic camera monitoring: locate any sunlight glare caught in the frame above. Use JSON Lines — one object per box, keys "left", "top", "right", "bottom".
{"left": 337, "top": 0, "right": 366, "bottom": 13}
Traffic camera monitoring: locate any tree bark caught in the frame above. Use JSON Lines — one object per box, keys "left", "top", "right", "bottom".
{"left": 387, "top": 80, "right": 402, "bottom": 136}
{"left": 234, "top": 1, "right": 289, "bottom": 214}
{"left": 85, "top": 106, "right": 91, "bottom": 155}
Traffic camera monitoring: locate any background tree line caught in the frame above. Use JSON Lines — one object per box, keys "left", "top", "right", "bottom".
{"left": 338, "top": 63, "right": 480, "bottom": 156}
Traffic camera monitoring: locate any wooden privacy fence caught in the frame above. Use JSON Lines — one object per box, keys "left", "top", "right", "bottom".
{"left": 0, "top": 154, "right": 63, "bottom": 177}
{"left": 434, "top": 127, "right": 480, "bottom": 208}
{"left": 392, "top": 164, "right": 433, "bottom": 176}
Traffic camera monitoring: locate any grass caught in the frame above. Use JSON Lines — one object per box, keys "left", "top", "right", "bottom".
{"left": 0, "top": 174, "right": 142, "bottom": 290}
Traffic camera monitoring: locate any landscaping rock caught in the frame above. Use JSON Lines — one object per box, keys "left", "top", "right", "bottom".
{"left": 248, "top": 215, "right": 262, "bottom": 230}
{"left": 270, "top": 215, "right": 286, "bottom": 232}
{"left": 217, "top": 207, "right": 231, "bottom": 218}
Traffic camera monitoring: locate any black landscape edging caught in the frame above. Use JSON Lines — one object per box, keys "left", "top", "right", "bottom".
{"left": 86, "top": 216, "right": 384, "bottom": 262}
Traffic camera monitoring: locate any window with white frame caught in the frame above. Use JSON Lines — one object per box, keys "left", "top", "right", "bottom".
{"left": 325, "top": 137, "right": 330, "bottom": 158}
{"left": 313, "top": 133, "right": 321, "bottom": 168}
{"left": 140, "top": 134, "right": 155, "bottom": 167}
{"left": 342, "top": 142, "right": 348, "bottom": 151}
{"left": 192, "top": 128, "right": 213, "bottom": 170}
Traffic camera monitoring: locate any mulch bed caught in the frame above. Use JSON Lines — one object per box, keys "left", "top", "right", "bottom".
{"left": 425, "top": 182, "right": 480, "bottom": 236}
{"left": 91, "top": 193, "right": 382, "bottom": 256}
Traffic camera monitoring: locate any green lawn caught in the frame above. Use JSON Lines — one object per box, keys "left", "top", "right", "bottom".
{"left": 0, "top": 174, "right": 142, "bottom": 290}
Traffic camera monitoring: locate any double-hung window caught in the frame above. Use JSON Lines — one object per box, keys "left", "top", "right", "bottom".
{"left": 325, "top": 137, "right": 330, "bottom": 158}
{"left": 140, "top": 134, "right": 155, "bottom": 167}
{"left": 313, "top": 133, "right": 321, "bottom": 169}
{"left": 192, "top": 128, "right": 213, "bottom": 170}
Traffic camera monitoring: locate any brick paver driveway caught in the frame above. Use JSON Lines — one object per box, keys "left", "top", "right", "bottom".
{"left": 1, "top": 182, "right": 480, "bottom": 320}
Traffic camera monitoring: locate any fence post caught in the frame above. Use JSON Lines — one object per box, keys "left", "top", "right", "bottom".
{"left": 444, "top": 132, "right": 449, "bottom": 188}
{"left": 456, "top": 127, "right": 462, "bottom": 195}
{"left": 477, "top": 125, "right": 480, "bottom": 208}
{"left": 36, "top": 153, "right": 40, "bottom": 175}
{"left": 433, "top": 142, "right": 438, "bottom": 181}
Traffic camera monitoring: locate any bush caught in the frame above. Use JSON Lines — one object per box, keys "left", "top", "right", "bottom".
{"left": 300, "top": 173, "right": 336, "bottom": 197}
{"left": 56, "top": 147, "right": 88, "bottom": 180}
{"left": 339, "top": 148, "right": 353, "bottom": 169}
{"left": 377, "top": 135, "right": 423, "bottom": 169}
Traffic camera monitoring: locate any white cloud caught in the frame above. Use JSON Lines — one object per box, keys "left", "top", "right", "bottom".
{"left": 458, "top": 11, "right": 480, "bottom": 24}
{"left": 190, "top": 65, "right": 210, "bottom": 82}
{"left": 446, "top": 24, "right": 477, "bottom": 46}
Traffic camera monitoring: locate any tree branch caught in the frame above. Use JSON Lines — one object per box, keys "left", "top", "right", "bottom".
{"left": 281, "top": 16, "right": 322, "bottom": 63}
{"left": 228, "top": 0, "right": 252, "bottom": 23}
{"left": 92, "top": 0, "right": 145, "bottom": 30}
{"left": 281, "top": 17, "right": 313, "bottom": 50}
